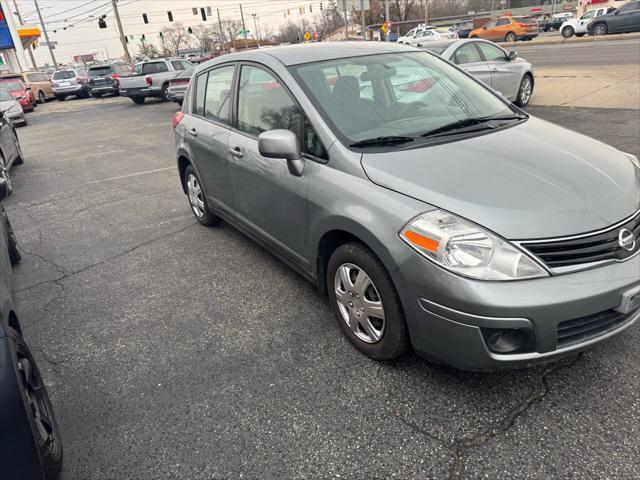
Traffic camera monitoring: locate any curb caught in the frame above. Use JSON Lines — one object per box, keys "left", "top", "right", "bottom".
{"left": 497, "top": 32, "right": 640, "bottom": 47}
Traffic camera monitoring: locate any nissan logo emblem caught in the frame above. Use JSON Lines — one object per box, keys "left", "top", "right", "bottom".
{"left": 618, "top": 228, "right": 636, "bottom": 252}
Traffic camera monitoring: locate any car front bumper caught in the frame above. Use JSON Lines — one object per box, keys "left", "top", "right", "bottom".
{"left": 6, "top": 110, "right": 25, "bottom": 125}
{"left": 393, "top": 251, "right": 640, "bottom": 370}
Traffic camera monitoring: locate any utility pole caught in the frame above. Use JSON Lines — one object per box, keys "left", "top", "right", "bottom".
{"left": 13, "top": 0, "right": 37, "bottom": 69}
{"left": 425, "top": 0, "right": 429, "bottom": 25}
{"left": 111, "top": 0, "right": 131, "bottom": 63}
{"left": 385, "top": 0, "right": 390, "bottom": 41}
{"left": 105, "top": 45, "right": 110, "bottom": 61}
{"left": 251, "top": 13, "right": 260, "bottom": 48}
{"left": 217, "top": 8, "right": 226, "bottom": 54}
{"left": 34, "top": 0, "right": 56, "bottom": 66}
{"left": 239, "top": 3, "right": 248, "bottom": 50}
{"left": 360, "top": 0, "right": 366, "bottom": 41}
{"left": 342, "top": 0, "right": 348, "bottom": 41}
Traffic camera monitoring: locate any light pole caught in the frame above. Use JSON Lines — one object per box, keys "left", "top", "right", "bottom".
{"left": 251, "top": 13, "right": 260, "bottom": 48}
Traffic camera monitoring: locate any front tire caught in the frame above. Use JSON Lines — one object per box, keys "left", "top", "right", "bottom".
{"left": 184, "top": 164, "right": 220, "bottom": 226}
{"left": 505, "top": 32, "right": 517, "bottom": 43}
{"left": 327, "top": 242, "right": 409, "bottom": 360}
{"left": 592, "top": 23, "right": 607, "bottom": 36}
{"left": 562, "top": 26, "right": 574, "bottom": 38}
{"left": 515, "top": 73, "right": 534, "bottom": 107}
{"left": 9, "top": 327, "right": 63, "bottom": 479}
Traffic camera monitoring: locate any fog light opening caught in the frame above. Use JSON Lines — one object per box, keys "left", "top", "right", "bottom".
{"left": 486, "top": 329, "right": 529, "bottom": 354}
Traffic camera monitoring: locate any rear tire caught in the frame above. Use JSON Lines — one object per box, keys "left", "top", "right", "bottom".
{"left": 515, "top": 73, "right": 534, "bottom": 107}
{"left": 505, "top": 32, "right": 517, "bottom": 43}
{"left": 161, "top": 84, "right": 169, "bottom": 101}
{"left": 184, "top": 164, "right": 220, "bottom": 226}
{"left": 9, "top": 327, "right": 63, "bottom": 480}
{"left": 562, "top": 26, "right": 574, "bottom": 38}
{"left": 37, "top": 91, "right": 46, "bottom": 104}
{"left": 327, "top": 242, "right": 409, "bottom": 360}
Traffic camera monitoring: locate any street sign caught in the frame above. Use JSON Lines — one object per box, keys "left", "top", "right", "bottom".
{"left": 304, "top": 31, "right": 311, "bottom": 41}
{"left": 313, "top": 31, "right": 320, "bottom": 40}
{"left": 240, "top": 29, "right": 250, "bottom": 38}
{"left": 385, "top": 21, "right": 393, "bottom": 29}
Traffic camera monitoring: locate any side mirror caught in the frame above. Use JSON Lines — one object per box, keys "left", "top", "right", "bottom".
{"left": 258, "top": 129, "right": 304, "bottom": 177}
{"left": 25, "top": 86, "right": 32, "bottom": 91}
{"left": 508, "top": 51, "right": 518, "bottom": 61}
{"left": 0, "top": 177, "right": 9, "bottom": 201}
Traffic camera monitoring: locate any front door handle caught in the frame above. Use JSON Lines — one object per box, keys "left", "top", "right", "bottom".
{"left": 229, "top": 147, "right": 243, "bottom": 158}
{"left": 188, "top": 128, "right": 197, "bottom": 137}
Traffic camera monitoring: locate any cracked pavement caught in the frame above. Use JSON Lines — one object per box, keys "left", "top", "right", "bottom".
{"left": 5, "top": 96, "right": 639, "bottom": 479}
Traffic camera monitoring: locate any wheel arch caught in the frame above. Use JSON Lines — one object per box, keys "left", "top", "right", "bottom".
{"left": 313, "top": 219, "right": 402, "bottom": 297}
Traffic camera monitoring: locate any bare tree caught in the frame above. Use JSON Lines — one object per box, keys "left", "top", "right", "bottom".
{"left": 221, "top": 19, "right": 243, "bottom": 44}
{"left": 161, "top": 22, "right": 188, "bottom": 55}
{"left": 192, "top": 25, "right": 217, "bottom": 53}
{"left": 137, "top": 39, "right": 159, "bottom": 58}
{"left": 317, "top": 0, "right": 344, "bottom": 38}
{"left": 391, "top": 0, "right": 419, "bottom": 22}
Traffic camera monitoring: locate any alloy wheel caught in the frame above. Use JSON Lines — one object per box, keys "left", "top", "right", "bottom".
{"left": 594, "top": 24, "right": 607, "bottom": 36}
{"left": 334, "top": 263, "right": 385, "bottom": 344}
{"left": 186, "top": 173, "right": 205, "bottom": 218}
{"left": 17, "top": 354, "right": 58, "bottom": 456}
{"left": 519, "top": 76, "right": 532, "bottom": 105}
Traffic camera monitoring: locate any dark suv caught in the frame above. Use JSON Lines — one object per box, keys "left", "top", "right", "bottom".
{"left": 589, "top": 0, "right": 640, "bottom": 35}
{"left": 87, "top": 62, "right": 134, "bottom": 98}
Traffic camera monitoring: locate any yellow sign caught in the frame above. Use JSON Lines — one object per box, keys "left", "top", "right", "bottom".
{"left": 304, "top": 31, "right": 312, "bottom": 41}
{"left": 380, "top": 24, "right": 387, "bottom": 33}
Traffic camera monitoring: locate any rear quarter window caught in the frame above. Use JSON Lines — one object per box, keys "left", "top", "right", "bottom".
{"left": 141, "top": 62, "right": 168, "bottom": 74}
{"left": 53, "top": 70, "right": 75, "bottom": 80}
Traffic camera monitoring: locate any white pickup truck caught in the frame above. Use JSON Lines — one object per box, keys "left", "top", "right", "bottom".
{"left": 118, "top": 58, "right": 192, "bottom": 104}
{"left": 560, "top": 7, "right": 612, "bottom": 38}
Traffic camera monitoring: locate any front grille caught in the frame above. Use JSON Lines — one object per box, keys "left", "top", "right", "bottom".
{"left": 521, "top": 210, "right": 640, "bottom": 269}
{"left": 556, "top": 308, "right": 639, "bottom": 348}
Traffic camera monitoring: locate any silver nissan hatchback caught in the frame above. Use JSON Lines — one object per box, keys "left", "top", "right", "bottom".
{"left": 173, "top": 42, "right": 640, "bottom": 370}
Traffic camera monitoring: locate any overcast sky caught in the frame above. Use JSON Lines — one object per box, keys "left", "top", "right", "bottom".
{"left": 14, "top": 0, "right": 333, "bottom": 65}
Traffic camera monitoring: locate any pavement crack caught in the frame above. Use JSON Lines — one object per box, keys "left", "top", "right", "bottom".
{"left": 449, "top": 355, "right": 581, "bottom": 479}
{"left": 15, "top": 221, "right": 198, "bottom": 294}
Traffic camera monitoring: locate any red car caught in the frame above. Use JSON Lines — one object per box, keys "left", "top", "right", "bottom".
{"left": 0, "top": 76, "right": 37, "bottom": 112}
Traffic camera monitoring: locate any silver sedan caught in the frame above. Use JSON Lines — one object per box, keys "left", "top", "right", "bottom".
{"left": 420, "top": 38, "right": 534, "bottom": 106}
{"left": 0, "top": 90, "right": 26, "bottom": 126}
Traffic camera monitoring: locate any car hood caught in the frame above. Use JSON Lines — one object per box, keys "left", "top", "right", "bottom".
{"left": 360, "top": 116, "right": 639, "bottom": 240}
{"left": 0, "top": 100, "right": 16, "bottom": 111}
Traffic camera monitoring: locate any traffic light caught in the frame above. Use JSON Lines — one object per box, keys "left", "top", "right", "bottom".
{"left": 159, "top": 31, "right": 163, "bottom": 39}
{"left": 98, "top": 15, "right": 107, "bottom": 28}
{"left": 187, "top": 27, "right": 193, "bottom": 34}
{"left": 200, "top": 7, "right": 207, "bottom": 21}
{"left": 299, "top": 7, "right": 303, "bottom": 14}
{"left": 167, "top": 11, "right": 174, "bottom": 22}
{"left": 320, "top": 2, "right": 323, "bottom": 10}
{"left": 141, "top": 34, "right": 146, "bottom": 41}
{"left": 309, "top": 5, "right": 312, "bottom": 12}
{"left": 142, "top": 13, "right": 148, "bottom": 24}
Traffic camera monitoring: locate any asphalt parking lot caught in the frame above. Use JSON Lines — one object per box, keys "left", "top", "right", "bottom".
{"left": 6, "top": 96, "right": 640, "bottom": 479}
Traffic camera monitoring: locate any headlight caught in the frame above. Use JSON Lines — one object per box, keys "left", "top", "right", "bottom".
{"left": 400, "top": 210, "right": 549, "bottom": 281}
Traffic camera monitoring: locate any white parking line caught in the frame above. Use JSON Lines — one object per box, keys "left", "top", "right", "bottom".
{"left": 86, "top": 166, "right": 175, "bottom": 185}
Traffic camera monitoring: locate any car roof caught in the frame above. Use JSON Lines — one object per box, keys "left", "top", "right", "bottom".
{"left": 204, "top": 41, "right": 417, "bottom": 68}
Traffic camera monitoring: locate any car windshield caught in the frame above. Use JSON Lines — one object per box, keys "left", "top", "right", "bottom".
{"left": 290, "top": 51, "right": 514, "bottom": 146}
{"left": 0, "top": 80, "right": 23, "bottom": 90}
{"left": 53, "top": 70, "right": 75, "bottom": 80}
{"left": 88, "top": 66, "right": 113, "bottom": 77}
{"left": 0, "top": 90, "right": 14, "bottom": 101}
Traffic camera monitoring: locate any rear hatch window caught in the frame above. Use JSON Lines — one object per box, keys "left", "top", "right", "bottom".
{"left": 53, "top": 70, "right": 75, "bottom": 80}
{"left": 88, "top": 66, "right": 113, "bottom": 77}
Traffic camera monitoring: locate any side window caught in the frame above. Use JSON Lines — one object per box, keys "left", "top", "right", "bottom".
{"left": 142, "top": 62, "right": 168, "bottom": 74}
{"left": 171, "top": 60, "right": 185, "bottom": 71}
{"left": 194, "top": 73, "right": 207, "bottom": 117}
{"left": 496, "top": 18, "right": 511, "bottom": 26}
{"left": 27, "top": 73, "right": 38, "bottom": 82}
{"left": 581, "top": 10, "right": 596, "bottom": 19}
{"left": 203, "top": 65, "right": 234, "bottom": 124}
{"left": 477, "top": 43, "right": 507, "bottom": 62}
{"left": 453, "top": 44, "right": 482, "bottom": 64}
{"left": 237, "top": 65, "right": 302, "bottom": 137}
{"left": 484, "top": 20, "right": 497, "bottom": 29}
{"left": 38, "top": 73, "right": 47, "bottom": 81}
{"left": 303, "top": 117, "right": 328, "bottom": 160}
{"left": 619, "top": 1, "right": 640, "bottom": 12}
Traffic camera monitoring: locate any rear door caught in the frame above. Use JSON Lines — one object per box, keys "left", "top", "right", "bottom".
{"left": 476, "top": 41, "right": 520, "bottom": 99}
{"left": 226, "top": 63, "right": 312, "bottom": 267}
{"left": 450, "top": 42, "right": 492, "bottom": 87}
{"left": 184, "top": 63, "right": 236, "bottom": 211}
{"left": 492, "top": 18, "right": 513, "bottom": 41}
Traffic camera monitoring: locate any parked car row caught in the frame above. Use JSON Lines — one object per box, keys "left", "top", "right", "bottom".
{"left": 118, "top": 58, "right": 192, "bottom": 104}
{"left": 0, "top": 105, "right": 63, "bottom": 479}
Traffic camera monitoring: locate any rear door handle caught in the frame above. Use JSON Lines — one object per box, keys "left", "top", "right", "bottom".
{"left": 229, "top": 147, "right": 243, "bottom": 158}
{"left": 188, "top": 128, "right": 197, "bottom": 137}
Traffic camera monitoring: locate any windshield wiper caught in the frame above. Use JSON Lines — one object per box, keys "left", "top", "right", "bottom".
{"left": 421, "top": 114, "right": 526, "bottom": 138}
{"left": 350, "top": 136, "right": 415, "bottom": 148}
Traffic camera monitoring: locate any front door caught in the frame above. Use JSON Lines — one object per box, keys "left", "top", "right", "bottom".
{"left": 451, "top": 42, "right": 492, "bottom": 87}
{"left": 226, "top": 64, "right": 310, "bottom": 267}
{"left": 611, "top": 0, "right": 640, "bottom": 32}
{"left": 476, "top": 42, "right": 520, "bottom": 100}
{"left": 184, "top": 64, "right": 236, "bottom": 212}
